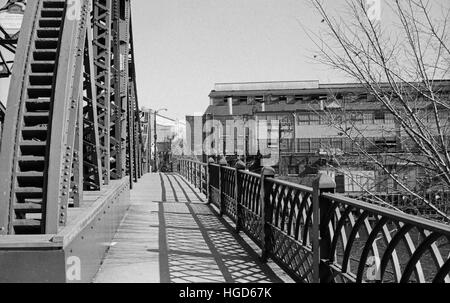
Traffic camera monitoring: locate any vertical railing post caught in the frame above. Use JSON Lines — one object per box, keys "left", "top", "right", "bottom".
{"left": 260, "top": 166, "right": 275, "bottom": 262}
{"left": 219, "top": 157, "right": 228, "bottom": 216}
{"left": 189, "top": 161, "right": 192, "bottom": 183}
{"left": 187, "top": 161, "right": 190, "bottom": 182}
{"left": 234, "top": 160, "right": 246, "bottom": 232}
{"left": 207, "top": 157, "right": 215, "bottom": 204}
{"left": 312, "top": 172, "right": 336, "bottom": 283}
{"left": 198, "top": 163, "right": 203, "bottom": 193}
{"left": 197, "top": 163, "right": 200, "bottom": 190}
{"left": 193, "top": 162, "right": 197, "bottom": 188}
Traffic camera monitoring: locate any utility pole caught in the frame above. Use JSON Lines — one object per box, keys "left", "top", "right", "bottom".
{"left": 153, "top": 108, "right": 167, "bottom": 172}
{"left": 153, "top": 110, "right": 157, "bottom": 172}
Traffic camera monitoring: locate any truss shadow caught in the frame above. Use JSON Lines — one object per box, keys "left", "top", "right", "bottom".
{"left": 157, "top": 173, "right": 282, "bottom": 283}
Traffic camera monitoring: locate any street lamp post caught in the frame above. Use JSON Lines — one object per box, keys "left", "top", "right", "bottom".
{"left": 153, "top": 108, "right": 167, "bottom": 172}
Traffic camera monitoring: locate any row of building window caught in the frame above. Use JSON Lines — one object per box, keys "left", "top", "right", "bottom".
{"left": 215, "top": 93, "right": 377, "bottom": 105}
{"left": 296, "top": 112, "right": 395, "bottom": 125}
{"left": 213, "top": 112, "right": 396, "bottom": 126}
{"left": 277, "top": 137, "right": 399, "bottom": 154}
{"left": 210, "top": 109, "right": 449, "bottom": 127}
{"left": 215, "top": 93, "right": 450, "bottom": 106}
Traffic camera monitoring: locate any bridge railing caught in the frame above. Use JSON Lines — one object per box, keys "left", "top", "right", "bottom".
{"left": 175, "top": 158, "right": 450, "bottom": 283}
{"left": 177, "top": 159, "right": 208, "bottom": 195}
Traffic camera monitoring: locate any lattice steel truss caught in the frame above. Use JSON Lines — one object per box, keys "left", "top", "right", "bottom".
{"left": 0, "top": 0, "right": 144, "bottom": 235}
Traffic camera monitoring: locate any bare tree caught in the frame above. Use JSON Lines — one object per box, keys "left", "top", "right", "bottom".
{"left": 304, "top": 0, "right": 450, "bottom": 221}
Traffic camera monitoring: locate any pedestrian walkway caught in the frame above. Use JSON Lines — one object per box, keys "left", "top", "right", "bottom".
{"left": 93, "top": 173, "right": 286, "bottom": 283}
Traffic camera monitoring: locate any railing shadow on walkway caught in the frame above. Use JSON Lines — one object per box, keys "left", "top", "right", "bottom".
{"left": 175, "top": 158, "right": 450, "bottom": 283}
{"left": 151, "top": 173, "right": 284, "bottom": 283}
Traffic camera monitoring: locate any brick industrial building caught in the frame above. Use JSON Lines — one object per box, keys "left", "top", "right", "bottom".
{"left": 186, "top": 80, "right": 450, "bottom": 193}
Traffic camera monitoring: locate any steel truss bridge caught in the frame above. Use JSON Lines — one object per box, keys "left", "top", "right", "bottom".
{"left": 0, "top": 0, "right": 448, "bottom": 284}
{"left": 0, "top": 0, "right": 152, "bottom": 282}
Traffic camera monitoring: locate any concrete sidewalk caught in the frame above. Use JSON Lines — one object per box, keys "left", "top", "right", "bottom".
{"left": 93, "top": 173, "right": 287, "bottom": 283}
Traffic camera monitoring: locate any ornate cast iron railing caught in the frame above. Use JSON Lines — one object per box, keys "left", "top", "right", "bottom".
{"left": 176, "top": 158, "right": 450, "bottom": 283}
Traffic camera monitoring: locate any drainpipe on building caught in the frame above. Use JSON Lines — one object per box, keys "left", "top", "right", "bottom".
{"left": 228, "top": 96, "right": 233, "bottom": 115}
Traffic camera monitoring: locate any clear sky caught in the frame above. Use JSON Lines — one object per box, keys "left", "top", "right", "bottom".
{"left": 0, "top": 0, "right": 352, "bottom": 119}
{"left": 4, "top": 0, "right": 441, "bottom": 120}
{"left": 131, "top": 0, "right": 345, "bottom": 120}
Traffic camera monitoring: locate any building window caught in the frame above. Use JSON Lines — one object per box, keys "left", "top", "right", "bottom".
{"left": 363, "top": 113, "right": 373, "bottom": 124}
{"left": 374, "top": 111, "right": 385, "bottom": 124}
{"left": 344, "top": 138, "right": 353, "bottom": 152}
{"left": 350, "top": 112, "right": 363, "bottom": 123}
{"left": 298, "top": 113, "right": 309, "bottom": 125}
{"left": 320, "top": 138, "right": 332, "bottom": 149}
{"left": 374, "top": 137, "right": 398, "bottom": 151}
{"left": 280, "top": 139, "right": 293, "bottom": 150}
{"left": 357, "top": 93, "right": 368, "bottom": 101}
{"left": 298, "top": 139, "right": 310, "bottom": 153}
{"left": 310, "top": 113, "right": 320, "bottom": 125}
{"left": 332, "top": 138, "right": 343, "bottom": 150}
{"left": 311, "top": 138, "right": 321, "bottom": 152}
{"left": 385, "top": 113, "right": 395, "bottom": 123}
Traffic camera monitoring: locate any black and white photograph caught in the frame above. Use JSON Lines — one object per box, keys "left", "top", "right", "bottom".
{"left": 0, "top": 0, "right": 449, "bottom": 290}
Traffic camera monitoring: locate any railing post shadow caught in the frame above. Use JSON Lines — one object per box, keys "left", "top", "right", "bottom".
{"left": 207, "top": 157, "right": 215, "bottom": 204}
{"left": 218, "top": 157, "right": 228, "bottom": 216}
{"left": 312, "top": 172, "right": 336, "bottom": 283}
{"left": 260, "top": 166, "right": 275, "bottom": 263}
{"left": 234, "top": 160, "right": 246, "bottom": 233}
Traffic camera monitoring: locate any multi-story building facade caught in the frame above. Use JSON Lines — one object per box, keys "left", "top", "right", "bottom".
{"left": 140, "top": 107, "right": 186, "bottom": 172}
{"left": 199, "top": 80, "right": 450, "bottom": 193}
